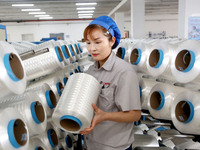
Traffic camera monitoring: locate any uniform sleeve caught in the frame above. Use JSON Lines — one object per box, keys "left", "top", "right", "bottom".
{"left": 115, "top": 70, "right": 141, "bottom": 111}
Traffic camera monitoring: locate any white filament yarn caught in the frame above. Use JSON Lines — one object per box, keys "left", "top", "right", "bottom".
{"left": 0, "top": 107, "right": 29, "bottom": 150}
{"left": 63, "top": 41, "right": 76, "bottom": 63}
{"left": 55, "top": 40, "right": 71, "bottom": 65}
{"left": 52, "top": 73, "right": 101, "bottom": 133}
{"left": 0, "top": 41, "right": 26, "bottom": 99}
{"left": 28, "top": 75, "right": 64, "bottom": 100}
{"left": 147, "top": 83, "right": 185, "bottom": 120}
{"left": 146, "top": 40, "right": 177, "bottom": 80}
{"left": 0, "top": 92, "right": 47, "bottom": 136}
{"left": 29, "top": 137, "right": 47, "bottom": 150}
{"left": 39, "top": 122, "right": 59, "bottom": 150}
{"left": 171, "top": 90, "right": 200, "bottom": 135}
{"left": 130, "top": 41, "right": 152, "bottom": 73}
{"left": 139, "top": 77, "right": 157, "bottom": 110}
{"left": 171, "top": 40, "right": 200, "bottom": 83}
{"left": 27, "top": 83, "right": 57, "bottom": 118}
{"left": 22, "top": 41, "right": 65, "bottom": 81}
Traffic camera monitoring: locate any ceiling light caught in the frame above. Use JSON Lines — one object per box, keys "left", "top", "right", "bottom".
{"left": 12, "top": 4, "right": 34, "bottom": 7}
{"left": 76, "top": 3, "right": 97, "bottom": 6}
{"left": 78, "top": 14, "right": 93, "bottom": 16}
{"left": 76, "top": 7, "right": 95, "bottom": 10}
{"left": 79, "top": 16, "right": 93, "bottom": 18}
{"left": 34, "top": 15, "right": 50, "bottom": 17}
{"left": 21, "top": 9, "right": 41, "bottom": 11}
{"left": 78, "top": 11, "right": 94, "bottom": 13}
{"left": 39, "top": 17, "right": 53, "bottom": 19}
{"left": 29, "top": 12, "right": 46, "bottom": 14}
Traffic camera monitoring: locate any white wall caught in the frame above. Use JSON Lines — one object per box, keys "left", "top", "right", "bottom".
{"left": 178, "top": 0, "right": 200, "bottom": 38}
{"left": 4, "top": 21, "right": 90, "bottom": 42}
{"left": 4, "top": 17, "right": 178, "bottom": 42}
{"left": 125, "top": 19, "right": 178, "bottom": 38}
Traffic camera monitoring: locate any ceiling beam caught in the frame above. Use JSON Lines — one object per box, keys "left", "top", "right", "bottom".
{"left": 108, "top": 0, "right": 127, "bottom": 16}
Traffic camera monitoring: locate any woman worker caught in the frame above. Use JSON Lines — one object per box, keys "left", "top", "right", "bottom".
{"left": 80, "top": 16, "right": 141, "bottom": 150}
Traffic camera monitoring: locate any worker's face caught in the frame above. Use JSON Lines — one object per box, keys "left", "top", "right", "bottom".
{"left": 86, "top": 28, "right": 115, "bottom": 65}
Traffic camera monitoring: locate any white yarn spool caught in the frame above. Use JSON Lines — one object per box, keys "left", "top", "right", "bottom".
{"left": 0, "top": 92, "right": 47, "bottom": 136}
{"left": 0, "top": 41, "right": 26, "bottom": 99}
{"left": 28, "top": 76, "right": 64, "bottom": 100}
{"left": 27, "top": 83, "right": 57, "bottom": 118}
{"left": 64, "top": 41, "right": 79, "bottom": 61}
{"left": 11, "top": 42, "right": 28, "bottom": 54}
{"left": 0, "top": 107, "right": 29, "bottom": 150}
{"left": 171, "top": 90, "right": 200, "bottom": 135}
{"left": 56, "top": 40, "right": 71, "bottom": 65}
{"left": 130, "top": 41, "right": 152, "bottom": 73}
{"left": 39, "top": 122, "right": 59, "bottom": 150}
{"left": 52, "top": 73, "right": 101, "bottom": 133}
{"left": 62, "top": 41, "right": 76, "bottom": 63}
{"left": 29, "top": 137, "right": 47, "bottom": 150}
{"left": 116, "top": 42, "right": 132, "bottom": 61}
{"left": 147, "top": 83, "right": 185, "bottom": 120}
{"left": 22, "top": 41, "right": 65, "bottom": 81}
{"left": 139, "top": 77, "right": 157, "bottom": 110}
{"left": 171, "top": 40, "right": 200, "bottom": 84}
{"left": 78, "top": 42, "right": 88, "bottom": 57}
{"left": 146, "top": 40, "right": 177, "bottom": 80}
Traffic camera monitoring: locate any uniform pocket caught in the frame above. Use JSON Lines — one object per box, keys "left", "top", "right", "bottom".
{"left": 98, "top": 87, "right": 115, "bottom": 112}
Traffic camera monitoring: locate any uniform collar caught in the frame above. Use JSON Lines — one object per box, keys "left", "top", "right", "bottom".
{"left": 94, "top": 51, "right": 115, "bottom": 71}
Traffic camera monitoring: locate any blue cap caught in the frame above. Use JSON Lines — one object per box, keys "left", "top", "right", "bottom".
{"left": 89, "top": 16, "right": 121, "bottom": 49}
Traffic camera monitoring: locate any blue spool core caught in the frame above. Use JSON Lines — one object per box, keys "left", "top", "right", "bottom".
{"left": 63, "top": 77, "right": 68, "bottom": 85}
{"left": 35, "top": 146, "right": 44, "bottom": 150}
{"left": 149, "top": 49, "right": 164, "bottom": 68}
{"left": 68, "top": 44, "right": 75, "bottom": 56}
{"left": 150, "top": 91, "right": 165, "bottom": 110}
{"left": 56, "top": 82, "right": 63, "bottom": 96}
{"left": 78, "top": 66, "right": 82, "bottom": 72}
{"left": 47, "top": 129, "right": 58, "bottom": 148}
{"left": 154, "top": 49, "right": 164, "bottom": 68}
{"left": 175, "top": 100, "right": 194, "bottom": 124}
{"left": 77, "top": 43, "right": 83, "bottom": 53}
{"left": 54, "top": 46, "right": 63, "bottom": 62}
{"left": 139, "top": 86, "right": 142, "bottom": 98}
{"left": 61, "top": 45, "right": 69, "bottom": 59}
{"left": 45, "top": 90, "right": 55, "bottom": 109}
{"left": 65, "top": 135, "right": 72, "bottom": 148}
{"left": 8, "top": 119, "right": 27, "bottom": 148}
{"left": 60, "top": 115, "right": 82, "bottom": 131}
{"left": 116, "top": 47, "right": 125, "bottom": 59}
{"left": 70, "top": 72, "right": 73, "bottom": 76}
{"left": 175, "top": 50, "right": 195, "bottom": 72}
{"left": 74, "top": 44, "right": 80, "bottom": 54}
{"left": 4, "top": 53, "right": 20, "bottom": 81}
{"left": 30, "top": 101, "right": 42, "bottom": 124}
{"left": 133, "top": 48, "right": 142, "bottom": 65}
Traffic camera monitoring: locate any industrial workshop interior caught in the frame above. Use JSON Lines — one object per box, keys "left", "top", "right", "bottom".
{"left": 1, "top": 0, "right": 200, "bottom": 149}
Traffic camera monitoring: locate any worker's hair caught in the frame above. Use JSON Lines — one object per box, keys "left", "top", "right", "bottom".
{"left": 84, "top": 24, "right": 112, "bottom": 41}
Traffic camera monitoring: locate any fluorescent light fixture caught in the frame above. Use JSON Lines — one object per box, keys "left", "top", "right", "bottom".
{"left": 79, "top": 16, "right": 93, "bottom": 18}
{"left": 39, "top": 17, "right": 53, "bottom": 19}
{"left": 34, "top": 15, "right": 50, "bottom": 17}
{"left": 29, "top": 12, "right": 46, "bottom": 14}
{"left": 12, "top": 4, "right": 34, "bottom": 7}
{"left": 78, "top": 14, "right": 93, "bottom": 16}
{"left": 76, "top": 3, "right": 97, "bottom": 6}
{"left": 77, "top": 7, "right": 95, "bottom": 10}
{"left": 21, "top": 9, "right": 41, "bottom": 11}
{"left": 78, "top": 11, "right": 94, "bottom": 13}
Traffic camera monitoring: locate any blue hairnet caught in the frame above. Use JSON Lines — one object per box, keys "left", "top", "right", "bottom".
{"left": 89, "top": 16, "right": 121, "bottom": 49}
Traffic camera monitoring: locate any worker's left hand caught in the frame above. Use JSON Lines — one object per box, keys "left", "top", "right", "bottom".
{"left": 80, "top": 104, "right": 106, "bottom": 135}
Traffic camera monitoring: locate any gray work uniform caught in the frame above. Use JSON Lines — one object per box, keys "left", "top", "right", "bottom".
{"left": 85, "top": 51, "right": 141, "bottom": 150}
